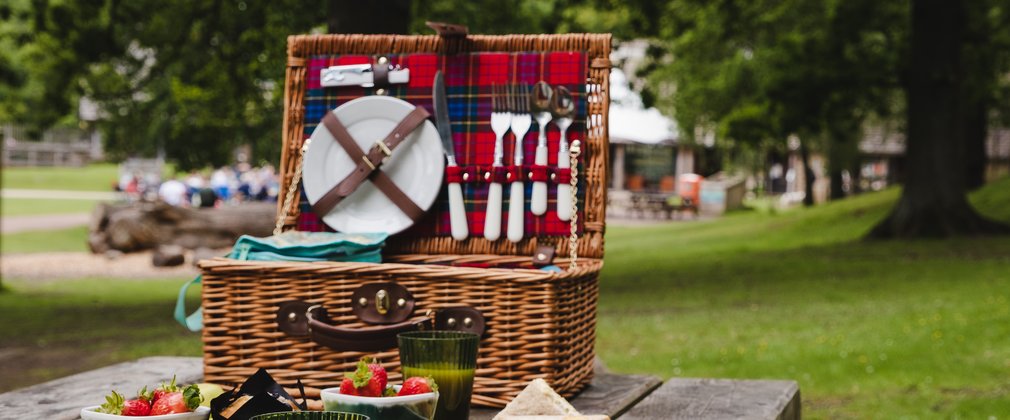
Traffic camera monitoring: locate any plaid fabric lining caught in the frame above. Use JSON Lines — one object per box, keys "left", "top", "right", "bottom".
{"left": 298, "top": 52, "right": 588, "bottom": 238}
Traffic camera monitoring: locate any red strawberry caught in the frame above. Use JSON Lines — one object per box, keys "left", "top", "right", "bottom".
{"left": 97, "top": 388, "right": 152, "bottom": 416}
{"left": 97, "top": 390, "right": 127, "bottom": 415}
{"left": 152, "top": 375, "right": 179, "bottom": 405}
{"left": 121, "top": 398, "right": 151, "bottom": 416}
{"left": 339, "top": 378, "right": 360, "bottom": 396}
{"left": 150, "top": 384, "right": 202, "bottom": 415}
{"left": 342, "top": 357, "right": 386, "bottom": 397}
{"left": 398, "top": 376, "right": 437, "bottom": 396}
{"left": 366, "top": 360, "right": 388, "bottom": 393}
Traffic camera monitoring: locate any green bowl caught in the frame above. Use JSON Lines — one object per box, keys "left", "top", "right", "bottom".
{"left": 249, "top": 412, "right": 369, "bottom": 420}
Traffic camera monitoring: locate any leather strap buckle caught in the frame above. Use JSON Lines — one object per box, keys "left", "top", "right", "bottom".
{"left": 374, "top": 140, "right": 393, "bottom": 157}
{"left": 360, "top": 155, "right": 377, "bottom": 170}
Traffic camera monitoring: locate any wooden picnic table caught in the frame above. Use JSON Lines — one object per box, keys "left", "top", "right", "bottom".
{"left": 0, "top": 357, "right": 799, "bottom": 419}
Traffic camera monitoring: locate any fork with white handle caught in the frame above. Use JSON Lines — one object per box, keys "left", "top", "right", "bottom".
{"left": 507, "top": 84, "right": 532, "bottom": 242}
{"left": 485, "top": 84, "right": 511, "bottom": 241}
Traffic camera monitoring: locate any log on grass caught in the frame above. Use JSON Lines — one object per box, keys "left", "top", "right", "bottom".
{"left": 88, "top": 201, "right": 276, "bottom": 253}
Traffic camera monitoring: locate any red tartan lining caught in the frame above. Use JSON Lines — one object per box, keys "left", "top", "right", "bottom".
{"left": 299, "top": 51, "right": 588, "bottom": 238}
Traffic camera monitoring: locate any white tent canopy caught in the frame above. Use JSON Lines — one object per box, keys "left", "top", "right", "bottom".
{"left": 607, "top": 69, "right": 678, "bottom": 146}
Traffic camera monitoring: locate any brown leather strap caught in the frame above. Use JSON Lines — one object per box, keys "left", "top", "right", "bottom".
{"left": 426, "top": 21, "right": 468, "bottom": 37}
{"left": 309, "top": 313, "right": 429, "bottom": 352}
{"left": 372, "top": 60, "right": 390, "bottom": 88}
{"left": 277, "top": 300, "right": 485, "bottom": 352}
{"left": 312, "top": 108, "right": 430, "bottom": 219}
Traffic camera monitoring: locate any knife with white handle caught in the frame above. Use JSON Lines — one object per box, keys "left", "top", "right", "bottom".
{"left": 433, "top": 71, "right": 468, "bottom": 240}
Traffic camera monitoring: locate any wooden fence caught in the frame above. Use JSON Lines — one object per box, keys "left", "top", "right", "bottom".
{"left": 1, "top": 124, "right": 103, "bottom": 167}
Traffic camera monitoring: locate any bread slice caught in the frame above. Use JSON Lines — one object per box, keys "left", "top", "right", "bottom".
{"left": 493, "top": 379, "right": 584, "bottom": 420}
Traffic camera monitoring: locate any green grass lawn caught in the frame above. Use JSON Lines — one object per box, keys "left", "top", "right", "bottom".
{"left": 1, "top": 163, "right": 121, "bottom": 191}
{"left": 1, "top": 197, "right": 100, "bottom": 217}
{"left": 1, "top": 226, "right": 90, "bottom": 253}
{"left": 0, "top": 278, "right": 201, "bottom": 392}
{"left": 0, "top": 178, "right": 1008, "bottom": 418}
{"left": 598, "top": 178, "right": 1010, "bottom": 419}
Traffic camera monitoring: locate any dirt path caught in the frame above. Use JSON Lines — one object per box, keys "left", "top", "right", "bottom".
{"left": 1, "top": 212, "right": 91, "bottom": 233}
{"left": 1, "top": 251, "right": 201, "bottom": 281}
{"left": 1, "top": 188, "right": 120, "bottom": 200}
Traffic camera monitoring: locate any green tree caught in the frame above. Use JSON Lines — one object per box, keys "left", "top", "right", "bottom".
{"left": 4, "top": 0, "right": 326, "bottom": 169}
{"left": 869, "top": 0, "right": 1009, "bottom": 237}
{"left": 635, "top": 0, "right": 905, "bottom": 206}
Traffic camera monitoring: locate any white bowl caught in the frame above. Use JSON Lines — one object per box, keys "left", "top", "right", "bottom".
{"left": 80, "top": 405, "right": 210, "bottom": 420}
{"left": 320, "top": 386, "right": 438, "bottom": 420}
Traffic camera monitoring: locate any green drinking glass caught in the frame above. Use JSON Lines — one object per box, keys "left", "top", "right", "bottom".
{"left": 397, "top": 331, "right": 480, "bottom": 420}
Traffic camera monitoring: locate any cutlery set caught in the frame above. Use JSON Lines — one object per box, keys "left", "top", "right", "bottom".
{"left": 433, "top": 71, "right": 578, "bottom": 242}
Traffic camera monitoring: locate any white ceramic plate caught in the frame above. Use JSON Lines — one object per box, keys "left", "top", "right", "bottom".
{"left": 303, "top": 96, "right": 444, "bottom": 234}
{"left": 80, "top": 405, "right": 210, "bottom": 420}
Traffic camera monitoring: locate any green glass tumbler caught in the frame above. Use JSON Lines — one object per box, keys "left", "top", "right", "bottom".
{"left": 397, "top": 331, "right": 480, "bottom": 420}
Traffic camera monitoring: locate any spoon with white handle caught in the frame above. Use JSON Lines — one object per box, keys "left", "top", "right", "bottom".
{"left": 552, "top": 86, "right": 575, "bottom": 221}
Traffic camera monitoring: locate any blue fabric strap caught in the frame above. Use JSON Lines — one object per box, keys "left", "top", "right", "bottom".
{"left": 174, "top": 275, "right": 204, "bottom": 332}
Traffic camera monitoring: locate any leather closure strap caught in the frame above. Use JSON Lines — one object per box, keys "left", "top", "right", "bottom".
{"left": 426, "top": 21, "right": 468, "bottom": 37}
{"left": 311, "top": 108, "right": 430, "bottom": 220}
{"left": 276, "top": 299, "right": 486, "bottom": 352}
{"left": 309, "top": 306, "right": 429, "bottom": 352}
{"left": 372, "top": 59, "right": 390, "bottom": 88}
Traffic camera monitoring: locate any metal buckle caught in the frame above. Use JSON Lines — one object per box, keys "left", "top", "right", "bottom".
{"left": 361, "top": 155, "right": 376, "bottom": 170}
{"left": 375, "top": 140, "right": 392, "bottom": 157}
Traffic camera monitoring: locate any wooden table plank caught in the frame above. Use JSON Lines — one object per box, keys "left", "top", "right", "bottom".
{"left": 0, "top": 357, "right": 662, "bottom": 420}
{"left": 0, "top": 357, "right": 202, "bottom": 420}
{"left": 470, "top": 372, "right": 663, "bottom": 419}
{"left": 620, "top": 378, "right": 800, "bottom": 420}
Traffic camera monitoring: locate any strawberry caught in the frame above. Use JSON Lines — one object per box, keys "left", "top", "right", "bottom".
{"left": 341, "top": 357, "right": 387, "bottom": 397}
{"left": 338, "top": 378, "right": 360, "bottom": 396}
{"left": 398, "top": 376, "right": 437, "bottom": 396}
{"left": 366, "top": 359, "right": 388, "bottom": 393}
{"left": 121, "top": 398, "right": 151, "bottom": 416}
{"left": 97, "top": 387, "right": 152, "bottom": 416}
{"left": 150, "top": 384, "right": 202, "bottom": 415}
{"left": 152, "top": 375, "right": 179, "bottom": 405}
{"left": 97, "top": 390, "right": 127, "bottom": 415}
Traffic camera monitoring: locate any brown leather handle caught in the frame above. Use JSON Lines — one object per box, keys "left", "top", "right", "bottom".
{"left": 276, "top": 300, "right": 486, "bottom": 352}
{"left": 309, "top": 310, "right": 429, "bottom": 352}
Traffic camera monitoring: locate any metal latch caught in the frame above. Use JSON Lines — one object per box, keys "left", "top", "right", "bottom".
{"left": 321, "top": 63, "right": 410, "bottom": 88}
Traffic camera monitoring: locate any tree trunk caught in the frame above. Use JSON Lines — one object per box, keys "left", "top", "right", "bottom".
{"left": 88, "top": 202, "right": 276, "bottom": 253}
{"left": 799, "top": 142, "right": 815, "bottom": 207}
{"left": 963, "top": 99, "right": 987, "bottom": 191}
{"left": 869, "top": 0, "right": 1007, "bottom": 238}
{"left": 327, "top": 0, "right": 411, "bottom": 34}
{"left": 829, "top": 169, "right": 845, "bottom": 200}
{"left": 849, "top": 159, "right": 863, "bottom": 195}
{"left": 960, "top": 1, "right": 994, "bottom": 192}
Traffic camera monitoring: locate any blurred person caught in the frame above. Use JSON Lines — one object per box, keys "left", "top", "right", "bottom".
{"left": 211, "top": 167, "right": 231, "bottom": 202}
{"left": 239, "top": 168, "right": 262, "bottom": 201}
{"left": 259, "top": 165, "right": 279, "bottom": 201}
{"left": 185, "top": 170, "right": 206, "bottom": 196}
{"left": 159, "top": 176, "right": 189, "bottom": 206}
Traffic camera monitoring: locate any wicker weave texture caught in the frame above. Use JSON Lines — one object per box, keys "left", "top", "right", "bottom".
{"left": 200, "top": 256, "right": 600, "bottom": 407}
{"left": 277, "top": 33, "right": 612, "bottom": 259}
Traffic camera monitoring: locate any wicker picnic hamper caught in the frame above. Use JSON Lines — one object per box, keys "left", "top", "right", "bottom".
{"left": 199, "top": 30, "right": 611, "bottom": 408}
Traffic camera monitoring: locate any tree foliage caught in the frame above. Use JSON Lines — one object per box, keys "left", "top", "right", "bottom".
{"left": 2, "top": 0, "right": 325, "bottom": 169}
